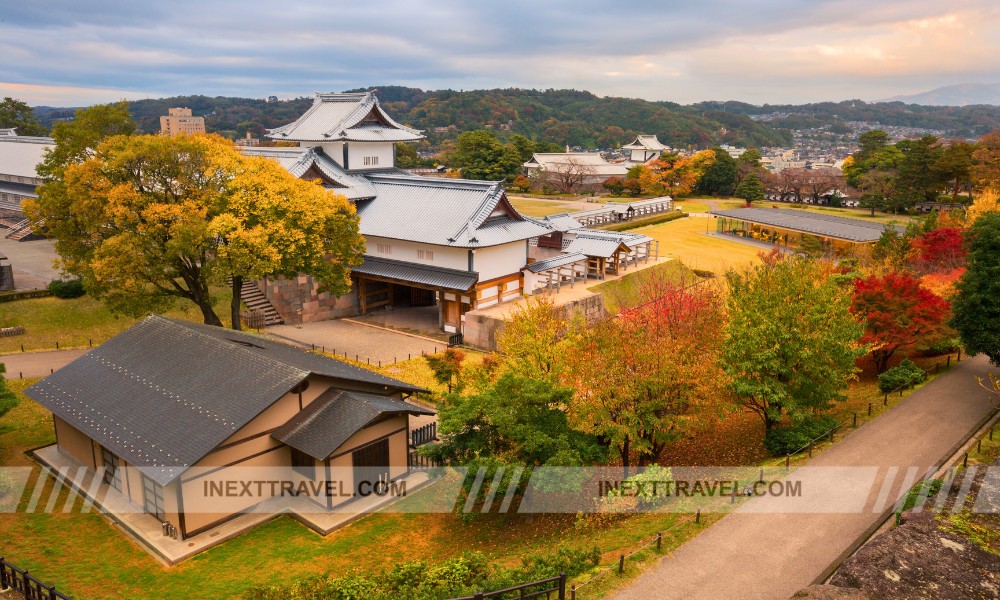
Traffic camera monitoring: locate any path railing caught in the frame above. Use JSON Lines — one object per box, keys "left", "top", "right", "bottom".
{"left": 448, "top": 573, "right": 566, "bottom": 600}
{"left": 0, "top": 557, "right": 71, "bottom": 600}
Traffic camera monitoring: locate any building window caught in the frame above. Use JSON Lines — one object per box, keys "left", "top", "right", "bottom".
{"left": 376, "top": 243, "right": 391, "bottom": 255}
{"left": 101, "top": 447, "right": 122, "bottom": 492}
{"left": 363, "top": 156, "right": 379, "bottom": 166}
{"left": 291, "top": 448, "right": 314, "bottom": 478}
{"left": 417, "top": 249, "right": 434, "bottom": 261}
{"left": 141, "top": 474, "right": 165, "bottom": 521}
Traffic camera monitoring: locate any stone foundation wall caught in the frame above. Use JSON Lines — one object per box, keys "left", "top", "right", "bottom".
{"left": 462, "top": 293, "right": 607, "bottom": 352}
{"left": 260, "top": 275, "right": 359, "bottom": 325}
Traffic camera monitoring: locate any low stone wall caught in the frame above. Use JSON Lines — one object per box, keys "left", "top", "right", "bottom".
{"left": 462, "top": 293, "right": 606, "bottom": 352}
{"left": 260, "top": 275, "right": 359, "bottom": 325}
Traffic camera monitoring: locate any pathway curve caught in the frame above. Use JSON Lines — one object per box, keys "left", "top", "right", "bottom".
{"left": 610, "top": 355, "right": 998, "bottom": 600}
{"left": 0, "top": 348, "right": 91, "bottom": 379}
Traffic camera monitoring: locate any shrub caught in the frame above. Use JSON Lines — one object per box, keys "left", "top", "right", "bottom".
{"left": 877, "top": 359, "right": 926, "bottom": 393}
{"left": 602, "top": 211, "right": 686, "bottom": 232}
{"left": 47, "top": 279, "right": 86, "bottom": 299}
{"left": 763, "top": 415, "right": 839, "bottom": 456}
{"left": 920, "top": 337, "right": 961, "bottom": 356}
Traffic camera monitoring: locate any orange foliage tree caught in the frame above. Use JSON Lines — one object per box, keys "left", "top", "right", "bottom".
{"left": 563, "top": 275, "right": 728, "bottom": 474}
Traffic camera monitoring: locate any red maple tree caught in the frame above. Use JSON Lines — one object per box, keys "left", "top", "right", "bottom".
{"left": 851, "top": 272, "right": 951, "bottom": 373}
{"left": 909, "top": 227, "right": 967, "bottom": 273}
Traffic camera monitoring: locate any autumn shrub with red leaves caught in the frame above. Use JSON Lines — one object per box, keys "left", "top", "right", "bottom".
{"left": 851, "top": 272, "right": 951, "bottom": 373}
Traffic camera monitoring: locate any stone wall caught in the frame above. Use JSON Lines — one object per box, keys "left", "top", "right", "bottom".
{"left": 462, "top": 293, "right": 607, "bottom": 352}
{"left": 259, "top": 275, "right": 359, "bottom": 325}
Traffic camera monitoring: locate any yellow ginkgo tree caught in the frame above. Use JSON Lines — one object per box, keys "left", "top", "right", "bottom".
{"left": 26, "top": 133, "right": 364, "bottom": 329}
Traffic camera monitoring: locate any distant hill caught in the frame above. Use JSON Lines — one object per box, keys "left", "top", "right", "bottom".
{"left": 30, "top": 86, "right": 1000, "bottom": 148}
{"left": 878, "top": 83, "right": 1000, "bottom": 107}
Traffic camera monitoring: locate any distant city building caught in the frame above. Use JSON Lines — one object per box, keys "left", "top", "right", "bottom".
{"left": 235, "top": 131, "right": 260, "bottom": 147}
{"left": 160, "top": 107, "right": 206, "bottom": 137}
{"left": 720, "top": 144, "right": 746, "bottom": 159}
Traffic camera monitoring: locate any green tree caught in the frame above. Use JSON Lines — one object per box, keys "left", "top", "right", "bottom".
{"left": 36, "top": 102, "right": 136, "bottom": 180}
{"left": 723, "top": 253, "right": 866, "bottom": 433}
{"left": 431, "top": 374, "right": 605, "bottom": 468}
{"left": 26, "top": 134, "right": 363, "bottom": 329}
{"left": 734, "top": 172, "right": 765, "bottom": 205}
{"left": 449, "top": 130, "right": 523, "bottom": 181}
{"left": 0, "top": 97, "right": 47, "bottom": 136}
{"left": 896, "top": 136, "right": 945, "bottom": 208}
{"left": 695, "top": 147, "right": 738, "bottom": 196}
{"left": 933, "top": 141, "right": 975, "bottom": 203}
{"left": 951, "top": 212, "right": 1000, "bottom": 364}
{"left": 395, "top": 142, "right": 428, "bottom": 168}
{"left": 508, "top": 134, "right": 538, "bottom": 163}
{"left": 0, "top": 364, "right": 18, "bottom": 420}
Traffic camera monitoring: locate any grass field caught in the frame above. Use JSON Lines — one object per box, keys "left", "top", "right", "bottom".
{"left": 591, "top": 260, "right": 700, "bottom": 314}
{"left": 635, "top": 216, "right": 762, "bottom": 274}
{"left": 0, "top": 289, "right": 234, "bottom": 353}
{"left": 509, "top": 197, "right": 581, "bottom": 217}
{"left": 673, "top": 200, "right": 711, "bottom": 213}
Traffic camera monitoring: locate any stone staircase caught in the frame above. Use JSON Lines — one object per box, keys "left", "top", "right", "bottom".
{"left": 235, "top": 279, "right": 284, "bottom": 326}
{"left": 4, "top": 219, "right": 34, "bottom": 240}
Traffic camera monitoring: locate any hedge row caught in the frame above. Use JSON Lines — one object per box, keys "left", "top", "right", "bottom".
{"left": 599, "top": 211, "right": 688, "bottom": 232}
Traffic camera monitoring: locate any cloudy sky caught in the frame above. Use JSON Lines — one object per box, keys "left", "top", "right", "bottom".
{"left": 2, "top": 0, "right": 999, "bottom": 107}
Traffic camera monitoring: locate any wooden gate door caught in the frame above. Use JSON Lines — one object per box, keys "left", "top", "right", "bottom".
{"left": 352, "top": 439, "right": 390, "bottom": 496}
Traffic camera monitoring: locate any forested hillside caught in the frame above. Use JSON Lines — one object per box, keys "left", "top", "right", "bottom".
{"left": 31, "top": 88, "right": 1000, "bottom": 150}
{"left": 690, "top": 100, "right": 1000, "bottom": 138}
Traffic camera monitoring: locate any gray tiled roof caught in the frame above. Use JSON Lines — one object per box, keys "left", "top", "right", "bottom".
{"left": 622, "top": 135, "right": 668, "bottom": 151}
{"left": 241, "top": 146, "right": 377, "bottom": 200}
{"left": 540, "top": 213, "right": 583, "bottom": 232}
{"left": 267, "top": 92, "right": 423, "bottom": 143}
{"left": 711, "top": 208, "right": 903, "bottom": 243}
{"left": 565, "top": 230, "right": 654, "bottom": 259}
{"left": 273, "top": 388, "right": 433, "bottom": 461}
{"left": 353, "top": 255, "right": 478, "bottom": 291}
{"left": 525, "top": 252, "right": 588, "bottom": 273}
{"left": 358, "top": 174, "right": 551, "bottom": 248}
{"left": 25, "top": 316, "right": 425, "bottom": 485}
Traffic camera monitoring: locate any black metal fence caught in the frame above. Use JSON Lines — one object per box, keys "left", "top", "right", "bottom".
{"left": 448, "top": 573, "right": 566, "bottom": 600}
{"left": 0, "top": 557, "right": 71, "bottom": 600}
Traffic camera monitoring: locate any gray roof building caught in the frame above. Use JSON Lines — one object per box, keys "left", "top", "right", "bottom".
{"left": 25, "top": 315, "right": 427, "bottom": 485}
{"left": 241, "top": 146, "right": 378, "bottom": 201}
{"left": 353, "top": 255, "right": 479, "bottom": 291}
{"left": 711, "top": 208, "right": 903, "bottom": 243}
{"left": 359, "top": 174, "right": 551, "bottom": 248}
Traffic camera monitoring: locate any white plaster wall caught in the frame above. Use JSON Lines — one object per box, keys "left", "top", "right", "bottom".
{"left": 365, "top": 236, "right": 468, "bottom": 271}
{"left": 473, "top": 242, "right": 528, "bottom": 281}
{"left": 347, "top": 143, "right": 395, "bottom": 170}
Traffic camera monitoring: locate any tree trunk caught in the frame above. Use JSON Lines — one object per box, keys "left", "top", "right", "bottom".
{"left": 621, "top": 435, "right": 630, "bottom": 479}
{"left": 230, "top": 275, "right": 243, "bottom": 331}
{"left": 197, "top": 299, "right": 223, "bottom": 327}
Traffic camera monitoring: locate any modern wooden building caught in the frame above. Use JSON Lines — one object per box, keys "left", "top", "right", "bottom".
{"left": 711, "top": 207, "right": 904, "bottom": 255}
{"left": 26, "top": 316, "right": 432, "bottom": 540}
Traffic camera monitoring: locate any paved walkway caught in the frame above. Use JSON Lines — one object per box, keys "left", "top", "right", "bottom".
{"left": 611, "top": 355, "right": 999, "bottom": 600}
{"left": 0, "top": 237, "right": 61, "bottom": 290}
{"left": 0, "top": 348, "right": 90, "bottom": 379}
{"left": 267, "top": 319, "right": 444, "bottom": 365}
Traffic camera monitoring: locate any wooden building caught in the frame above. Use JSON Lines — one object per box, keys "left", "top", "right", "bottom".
{"left": 26, "top": 316, "right": 432, "bottom": 540}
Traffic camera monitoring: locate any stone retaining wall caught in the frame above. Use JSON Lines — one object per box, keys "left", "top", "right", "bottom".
{"left": 462, "top": 293, "right": 606, "bottom": 351}
{"left": 260, "top": 275, "right": 359, "bottom": 325}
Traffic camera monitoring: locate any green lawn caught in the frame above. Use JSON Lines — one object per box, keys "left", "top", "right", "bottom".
{"left": 0, "top": 288, "right": 235, "bottom": 353}
{"left": 592, "top": 260, "right": 700, "bottom": 314}
{"left": 767, "top": 203, "right": 918, "bottom": 225}
{"left": 673, "top": 200, "right": 711, "bottom": 213}
{"left": 509, "top": 197, "right": 581, "bottom": 217}
{"left": 635, "top": 216, "right": 763, "bottom": 274}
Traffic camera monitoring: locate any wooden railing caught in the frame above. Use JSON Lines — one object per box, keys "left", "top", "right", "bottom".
{"left": 411, "top": 422, "right": 437, "bottom": 447}
{"left": 0, "top": 557, "right": 71, "bottom": 600}
{"left": 448, "top": 573, "right": 566, "bottom": 600}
